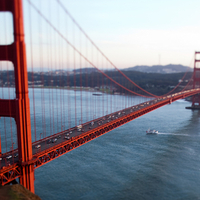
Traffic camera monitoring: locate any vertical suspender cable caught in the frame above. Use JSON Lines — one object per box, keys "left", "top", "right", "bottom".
{"left": 73, "top": 23, "right": 77, "bottom": 127}
{"left": 28, "top": 3, "right": 37, "bottom": 142}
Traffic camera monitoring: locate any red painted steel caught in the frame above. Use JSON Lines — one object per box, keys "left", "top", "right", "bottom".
{"left": 31, "top": 88, "right": 200, "bottom": 168}
{"left": 0, "top": 99, "right": 16, "bottom": 117}
{"left": 22, "top": 89, "right": 200, "bottom": 168}
{"left": 0, "top": 164, "right": 21, "bottom": 186}
{"left": 0, "top": 0, "right": 34, "bottom": 192}
{"left": 192, "top": 52, "right": 200, "bottom": 106}
{"left": 0, "top": 88, "right": 200, "bottom": 187}
{"left": 0, "top": 0, "right": 199, "bottom": 192}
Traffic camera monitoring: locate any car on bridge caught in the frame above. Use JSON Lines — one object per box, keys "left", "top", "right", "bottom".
{"left": 47, "top": 139, "right": 52, "bottom": 144}
{"left": 77, "top": 125, "right": 83, "bottom": 132}
{"left": 35, "top": 145, "right": 41, "bottom": 149}
{"left": 14, "top": 154, "right": 18, "bottom": 158}
{"left": 6, "top": 155, "right": 12, "bottom": 159}
{"left": 64, "top": 136, "right": 70, "bottom": 140}
{"left": 91, "top": 121, "right": 94, "bottom": 126}
{"left": 52, "top": 138, "right": 57, "bottom": 143}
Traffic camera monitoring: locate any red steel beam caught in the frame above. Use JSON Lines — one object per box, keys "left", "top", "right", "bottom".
{"left": 0, "top": 164, "right": 21, "bottom": 186}
{"left": 192, "top": 52, "right": 200, "bottom": 106}
{"left": 32, "top": 89, "right": 200, "bottom": 168}
{"left": 0, "top": 0, "right": 199, "bottom": 189}
{"left": 0, "top": 89, "right": 200, "bottom": 185}
{"left": 0, "top": 0, "right": 34, "bottom": 192}
{"left": 0, "top": 99, "right": 16, "bottom": 117}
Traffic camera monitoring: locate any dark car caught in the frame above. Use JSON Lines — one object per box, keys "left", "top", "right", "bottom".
{"left": 47, "top": 139, "right": 52, "bottom": 144}
{"left": 52, "top": 138, "right": 57, "bottom": 143}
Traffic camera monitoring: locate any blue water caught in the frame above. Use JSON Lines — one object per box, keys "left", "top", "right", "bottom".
{"left": 1, "top": 87, "right": 200, "bottom": 199}
{"left": 34, "top": 99, "right": 200, "bottom": 200}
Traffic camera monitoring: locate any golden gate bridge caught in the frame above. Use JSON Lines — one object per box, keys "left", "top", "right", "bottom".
{"left": 0, "top": 0, "right": 200, "bottom": 193}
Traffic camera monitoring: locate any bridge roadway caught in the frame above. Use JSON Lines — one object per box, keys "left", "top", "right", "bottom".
{"left": 0, "top": 88, "right": 200, "bottom": 185}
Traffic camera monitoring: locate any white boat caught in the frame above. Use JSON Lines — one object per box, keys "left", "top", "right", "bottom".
{"left": 146, "top": 129, "right": 158, "bottom": 134}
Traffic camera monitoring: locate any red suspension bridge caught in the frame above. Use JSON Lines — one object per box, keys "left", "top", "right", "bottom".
{"left": 0, "top": 0, "right": 200, "bottom": 193}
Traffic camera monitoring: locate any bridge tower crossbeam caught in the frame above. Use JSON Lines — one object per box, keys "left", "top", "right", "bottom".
{"left": 0, "top": 0, "right": 34, "bottom": 192}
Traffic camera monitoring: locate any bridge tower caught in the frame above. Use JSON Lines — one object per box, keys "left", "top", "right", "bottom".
{"left": 0, "top": 0, "right": 34, "bottom": 193}
{"left": 186, "top": 51, "right": 200, "bottom": 109}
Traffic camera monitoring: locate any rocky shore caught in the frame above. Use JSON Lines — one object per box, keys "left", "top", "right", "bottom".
{"left": 0, "top": 184, "right": 41, "bottom": 200}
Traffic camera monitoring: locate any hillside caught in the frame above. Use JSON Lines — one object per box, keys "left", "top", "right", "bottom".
{"left": 0, "top": 184, "right": 41, "bottom": 200}
{"left": 1, "top": 70, "right": 192, "bottom": 96}
{"left": 123, "top": 64, "right": 192, "bottom": 74}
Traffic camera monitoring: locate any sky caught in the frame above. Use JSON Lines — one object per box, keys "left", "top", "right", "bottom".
{"left": 1, "top": 0, "right": 200, "bottom": 70}
{"left": 59, "top": 0, "right": 200, "bottom": 68}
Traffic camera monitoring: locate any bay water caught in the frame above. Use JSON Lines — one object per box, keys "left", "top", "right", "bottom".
{"left": 34, "top": 96, "right": 200, "bottom": 199}
{"left": 1, "top": 87, "right": 200, "bottom": 199}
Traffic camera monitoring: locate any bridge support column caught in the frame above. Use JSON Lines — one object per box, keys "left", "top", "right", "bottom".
{"left": 0, "top": 0, "right": 34, "bottom": 192}
{"left": 20, "top": 165, "right": 34, "bottom": 193}
{"left": 186, "top": 52, "right": 200, "bottom": 109}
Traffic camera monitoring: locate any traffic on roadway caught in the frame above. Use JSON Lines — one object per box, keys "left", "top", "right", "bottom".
{"left": 0, "top": 89, "right": 197, "bottom": 168}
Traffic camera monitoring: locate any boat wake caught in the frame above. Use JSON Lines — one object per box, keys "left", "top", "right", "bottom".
{"left": 157, "top": 132, "right": 190, "bottom": 136}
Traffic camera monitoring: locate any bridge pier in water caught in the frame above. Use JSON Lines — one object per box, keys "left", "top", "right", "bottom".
{"left": 0, "top": 0, "right": 34, "bottom": 193}
{"left": 186, "top": 52, "right": 200, "bottom": 110}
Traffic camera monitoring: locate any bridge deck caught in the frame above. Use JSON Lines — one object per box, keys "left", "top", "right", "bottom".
{"left": 0, "top": 88, "right": 200, "bottom": 185}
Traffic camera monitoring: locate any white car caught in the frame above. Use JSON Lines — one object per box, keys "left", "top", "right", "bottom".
{"left": 64, "top": 136, "right": 70, "bottom": 140}
{"left": 35, "top": 144, "right": 41, "bottom": 149}
{"left": 91, "top": 121, "right": 94, "bottom": 126}
{"left": 6, "top": 155, "right": 12, "bottom": 159}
